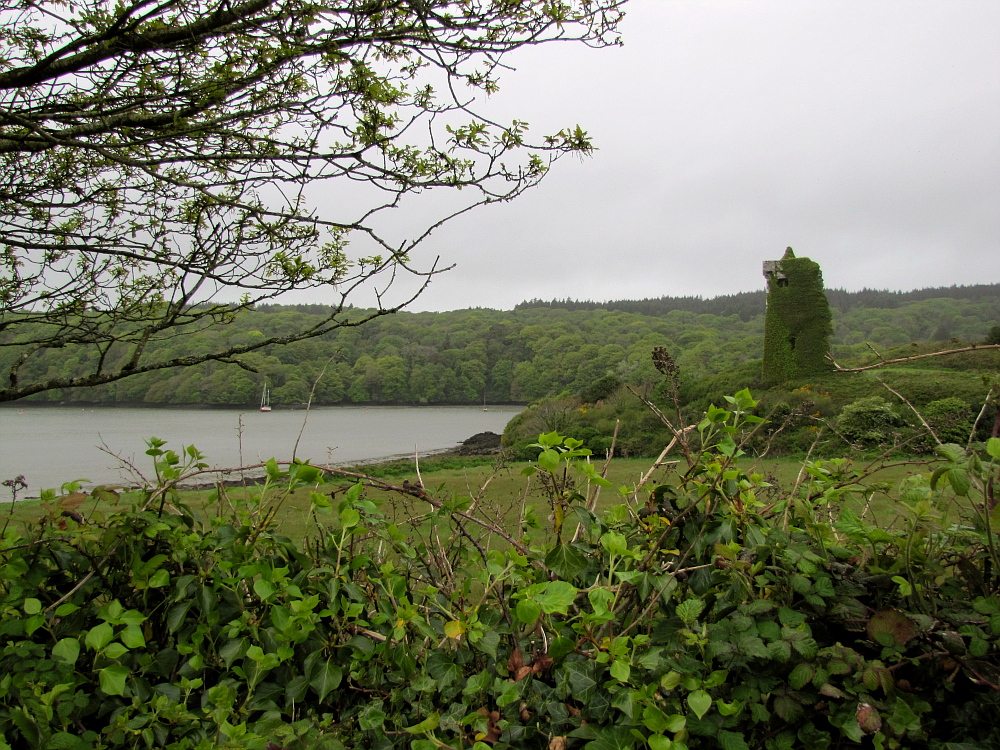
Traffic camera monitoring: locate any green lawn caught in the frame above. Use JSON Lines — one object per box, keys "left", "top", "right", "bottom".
{"left": 1, "top": 453, "right": 944, "bottom": 545}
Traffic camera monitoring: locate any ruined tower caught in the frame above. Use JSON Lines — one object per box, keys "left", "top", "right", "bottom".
{"left": 762, "top": 248, "right": 833, "bottom": 383}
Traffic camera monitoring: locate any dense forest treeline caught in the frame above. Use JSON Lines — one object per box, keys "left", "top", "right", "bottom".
{"left": 517, "top": 282, "right": 1000, "bottom": 322}
{"left": 4, "top": 288, "right": 999, "bottom": 408}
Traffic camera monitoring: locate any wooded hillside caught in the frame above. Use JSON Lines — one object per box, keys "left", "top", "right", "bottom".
{"left": 4, "top": 285, "right": 998, "bottom": 407}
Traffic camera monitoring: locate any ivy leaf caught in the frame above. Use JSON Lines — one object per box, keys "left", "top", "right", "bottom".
{"left": 120, "top": 624, "right": 145, "bottom": 649}
{"left": 565, "top": 661, "right": 599, "bottom": 702}
{"left": 103, "top": 643, "right": 129, "bottom": 659}
{"left": 51, "top": 637, "right": 80, "bottom": 665}
{"left": 516, "top": 599, "right": 541, "bottom": 624}
{"left": 600, "top": 532, "right": 632, "bottom": 557}
{"left": 85, "top": 622, "right": 114, "bottom": 651}
{"left": 687, "top": 689, "right": 712, "bottom": 720}
{"left": 545, "top": 544, "right": 589, "bottom": 580}
{"left": 310, "top": 660, "right": 343, "bottom": 702}
{"left": 642, "top": 706, "right": 685, "bottom": 734}
{"left": 583, "top": 726, "right": 636, "bottom": 750}
{"left": 98, "top": 665, "right": 129, "bottom": 696}
{"left": 404, "top": 712, "right": 440, "bottom": 734}
{"left": 358, "top": 703, "right": 386, "bottom": 731}
{"left": 609, "top": 659, "right": 630, "bottom": 683}
{"left": 536, "top": 581, "right": 578, "bottom": 615}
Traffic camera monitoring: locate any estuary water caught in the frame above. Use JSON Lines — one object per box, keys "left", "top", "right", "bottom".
{"left": 0, "top": 405, "right": 521, "bottom": 494}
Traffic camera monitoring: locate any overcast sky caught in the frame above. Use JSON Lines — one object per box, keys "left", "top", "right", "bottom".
{"left": 315, "top": 0, "right": 1000, "bottom": 312}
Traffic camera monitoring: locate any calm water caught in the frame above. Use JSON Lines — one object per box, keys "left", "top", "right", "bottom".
{"left": 0, "top": 405, "right": 521, "bottom": 494}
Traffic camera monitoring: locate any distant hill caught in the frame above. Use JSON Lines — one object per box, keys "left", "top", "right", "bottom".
{"left": 516, "top": 283, "right": 1000, "bottom": 322}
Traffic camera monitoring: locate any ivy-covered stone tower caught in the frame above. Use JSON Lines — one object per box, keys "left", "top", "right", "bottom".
{"left": 762, "top": 248, "right": 833, "bottom": 383}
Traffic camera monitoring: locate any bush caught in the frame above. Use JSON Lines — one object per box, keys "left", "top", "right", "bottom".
{"left": 4, "top": 401, "right": 1000, "bottom": 749}
{"left": 912, "top": 397, "right": 974, "bottom": 452}
{"left": 837, "top": 396, "right": 905, "bottom": 447}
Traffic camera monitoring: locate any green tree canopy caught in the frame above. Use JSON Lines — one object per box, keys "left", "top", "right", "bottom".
{"left": 0, "top": 0, "right": 624, "bottom": 402}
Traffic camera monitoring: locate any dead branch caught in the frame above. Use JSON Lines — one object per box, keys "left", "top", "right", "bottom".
{"left": 828, "top": 344, "right": 1000, "bottom": 372}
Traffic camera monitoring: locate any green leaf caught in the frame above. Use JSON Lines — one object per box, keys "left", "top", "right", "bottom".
{"left": 545, "top": 544, "right": 589, "bottom": 580}
{"left": 534, "top": 431, "right": 563, "bottom": 448}
{"left": 687, "top": 689, "right": 712, "bottom": 720}
{"left": 120, "top": 624, "right": 145, "bottom": 648}
{"left": 339, "top": 507, "right": 361, "bottom": 528}
{"left": 538, "top": 449, "right": 561, "bottom": 473}
{"left": 220, "top": 638, "right": 248, "bottom": 668}
{"left": 52, "top": 637, "right": 81, "bottom": 665}
{"left": 47, "top": 733, "right": 86, "bottom": 750}
{"left": 601, "top": 531, "right": 632, "bottom": 556}
{"left": 358, "top": 703, "right": 386, "bottom": 731}
{"left": 676, "top": 599, "right": 705, "bottom": 625}
{"left": 648, "top": 738, "right": 679, "bottom": 750}
{"left": 583, "top": 726, "right": 637, "bottom": 750}
{"left": 788, "top": 663, "right": 814, "bottom": 690}
{"left": 935, "top": 443, "right": 965, "bottom": 462}
{"left": 149, "top": 569, "right": 170, "bottom": 588}
{"left": 253, "top": 579, "right": 276, "bottom": 600}
{"left": 23, "top": 598, "right": 41, "bottom": 615}
{"left": 947, "top": 467, "right": 971, "bottom": 496}
{"left": 85, "top": 622, "right": 114, "bottom": 651}
{"left": 99, "top": 665, "right": 129, "bottom": 696}
{"left": 310, "top": 660, "right": 343, "bottom": 702}
{"left": 719, "top": 730, "right": 750, "bottom": 750}
{"left": 515, "top": 599, "right": 541, "bottom": 624}
{"left": 986, "top": 437, "right": 1000, "bottom": 459}
{"left": 103, "top": 643, "right": 129, "bottom": 659}
{"left": 887, "top": 696, "right": 920, "bottom": 734}
{"left": 536, "top": 581, "right": 578, "bottom": 615}
{"left": 642, "top": 706, "right": 685, "bottom": 734}
{"left": 609, "top": 659, "right": 630, "bottom": 683}
{"left": 404, "top": 712, "right": 440, "bottom": 734}
{"left": 167, "top": 601, "right": 192, "bottom": 633}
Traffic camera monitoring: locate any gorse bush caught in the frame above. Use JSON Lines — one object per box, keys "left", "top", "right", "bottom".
{"left": 2, "top": 394, "right": 1000, "bottom": 749}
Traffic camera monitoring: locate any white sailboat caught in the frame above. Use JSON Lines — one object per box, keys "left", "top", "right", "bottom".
{"left": 259, "top": 381, "right": 272, "bottom": 412}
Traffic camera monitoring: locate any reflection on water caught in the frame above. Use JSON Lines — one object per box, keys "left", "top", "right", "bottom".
{"left": 0, "top": 405, "right": 521, "bottom": 493}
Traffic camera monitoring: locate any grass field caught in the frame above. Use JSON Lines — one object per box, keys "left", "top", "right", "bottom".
{"left": 2, "top": 452, "right": 943, "bottom": 545}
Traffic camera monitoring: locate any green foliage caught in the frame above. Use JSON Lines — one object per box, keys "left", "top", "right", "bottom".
{"left": 836, "top": 396, "right": 905, "bottom": 447}
{"left": 7, "top": 289, "right": 999, "bottom": 409}
{"left": 763, "top": 251, "right": 834, "bottom": 383}
{"left": 5, "top": 395, "right": 1000, "bottom": 748}
{"left": 916, "top": 398, "right": 974, "bottom": 451}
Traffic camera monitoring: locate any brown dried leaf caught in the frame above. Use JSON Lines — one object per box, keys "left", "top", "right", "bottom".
{"left": 549, "top": 738, "right": 568, "bottom": 750}
{"left": 507, "top": 648, "right": 524, "bottom": 673}
{"left": 514, "top": 666, "right": 532, "bottom": 682}
{"left": 531, "top": 655, "right": 554, "bottom": 675}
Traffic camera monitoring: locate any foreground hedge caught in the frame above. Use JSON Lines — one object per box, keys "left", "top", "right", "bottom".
{"left": 2, "top": 392, "right": 1000, "bottom": 749}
